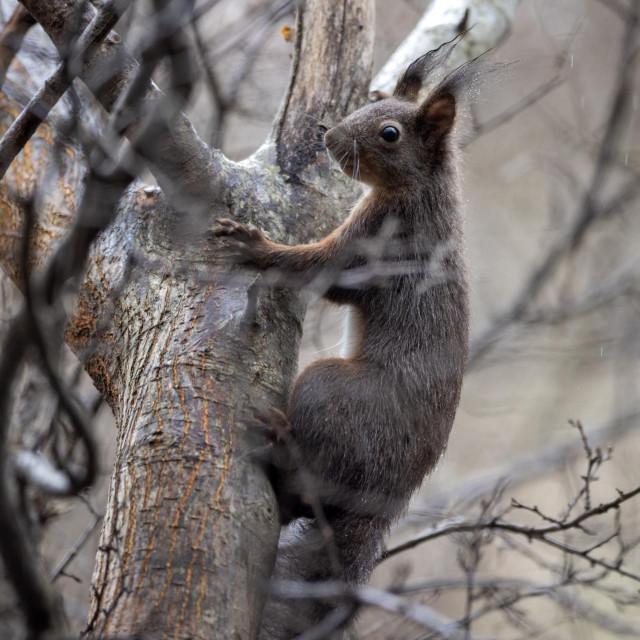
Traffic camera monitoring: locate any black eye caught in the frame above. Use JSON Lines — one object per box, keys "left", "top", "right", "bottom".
{"left": 380, "top": 126, "right": 399, "bottom": 142}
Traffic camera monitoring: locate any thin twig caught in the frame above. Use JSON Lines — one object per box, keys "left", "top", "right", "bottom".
{"left": 0, "top": 0, "right": 132, "bottom": 179}
{"left": 0, "top": 5, "right": 35, "bottom": 88}
{"left": 383, "top": 482, "right": 640, "bottom": 564}
{"left": 51, "top": 510, "right": 103, "bottom": 581}
{"left": 468, "top": 9, "right": 639, "bottom": 367}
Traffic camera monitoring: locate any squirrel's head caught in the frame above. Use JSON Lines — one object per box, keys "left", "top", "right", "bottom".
{"left": 324, "top": 36, "right": 498, "bottom": 190}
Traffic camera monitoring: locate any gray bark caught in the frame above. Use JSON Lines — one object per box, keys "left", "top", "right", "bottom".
{"left": 0, "top": 0, "right": 373, "bottom": 637}
{"left": 0, "top": 0, "right": 525, "bottom": 636}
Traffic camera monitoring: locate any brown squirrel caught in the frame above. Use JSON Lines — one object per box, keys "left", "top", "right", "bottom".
{"left": 215, "top": 37, "right": 491, "bottom": 639}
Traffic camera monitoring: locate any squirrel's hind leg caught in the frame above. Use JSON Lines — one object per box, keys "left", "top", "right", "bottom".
{"left": 248, "top": 407, "right": 314, "bottom": 524}
{"left": 259, "top": 513, "right": 388, "bottom": 639}
{"left": 249, "top": 407, "right": 292, "bottom": 444}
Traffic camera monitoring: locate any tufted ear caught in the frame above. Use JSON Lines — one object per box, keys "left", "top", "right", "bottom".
{"left": 370, "top": 89, "right": 392, "bottom": 102}
{"left": 392, "top": 34, "right": 463, "bottom": 102}
{"left": 393, "top": 55, "right": 428, "bottom": 101}
{"left": 418, "top": 91, "right": 456, "bottom": 138}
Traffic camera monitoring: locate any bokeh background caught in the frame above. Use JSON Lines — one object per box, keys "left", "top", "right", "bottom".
{"left": 1, "top": 0, "right": 639, "bottom": 637}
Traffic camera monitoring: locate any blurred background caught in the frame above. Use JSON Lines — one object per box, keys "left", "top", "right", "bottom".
{"left": 1, "top": 0, "right": 639, "bottom": 637}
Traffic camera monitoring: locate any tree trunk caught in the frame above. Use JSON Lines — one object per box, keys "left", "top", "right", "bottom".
{"left": 0, "top": 0, "right": 524, "bottom": 636}
{"left": 0, "top": 0, "right": 374, "bottom": 637}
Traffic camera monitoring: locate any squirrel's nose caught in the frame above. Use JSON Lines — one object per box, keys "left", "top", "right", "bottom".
{"left": 324, "top": 127, "right": 337, "bottom": 149}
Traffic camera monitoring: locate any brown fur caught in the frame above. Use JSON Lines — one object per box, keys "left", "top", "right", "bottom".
{"left": 215, "top": 38, "right": 480, "bottom": 639}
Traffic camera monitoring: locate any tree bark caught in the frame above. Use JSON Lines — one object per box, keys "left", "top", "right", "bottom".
{"left": 0, "top": 0, "right": 526, "bottom": 636}
{"left": 0, "top": 0, "right": 373, "bottom": 637}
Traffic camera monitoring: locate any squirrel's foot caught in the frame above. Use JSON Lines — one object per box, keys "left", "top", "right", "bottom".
{"left": 212, "top": 218, "right": 268, "bottom": 265}
{"left": 213, "top": 218, "right": 263, "bottom": 241}
{"left": 248, "top": 407, "right": 292, "bottom": 445}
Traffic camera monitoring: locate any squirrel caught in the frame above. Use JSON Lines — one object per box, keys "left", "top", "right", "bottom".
{"left": 214, "top": 36, "right": 490, "bottom": 639}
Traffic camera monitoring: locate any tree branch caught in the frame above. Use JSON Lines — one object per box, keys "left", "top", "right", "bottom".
{"left": 372, "top": 0, "right": 522, "bottom": 94}
{"left": 384, "top": 480, "right": 640, "bottom": 561}
{"left": 0, "top": 0, "right": 132, "bottom": 180}
{"left": 0, "top": 4, "right": 34, "bottom": 87}
{"left": 272, "top": 0, "right": 375, "bottom": 184}
{"left": 19, "top": 0, "right": 230, "bottom": 210}
{"left": 269, "top": 580, "right": 495, "bottom": 640}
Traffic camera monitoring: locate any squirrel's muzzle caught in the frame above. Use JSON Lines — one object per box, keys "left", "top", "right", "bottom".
{"left": 324, "top": 127, "right": 337, "bottom": 152}
{"left": 324, "top": 126, "right": 347, "bottom": 161}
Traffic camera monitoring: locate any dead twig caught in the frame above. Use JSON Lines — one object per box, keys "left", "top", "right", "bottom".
{"left": 0, "top": 0, "right": 132, "bottom": 179}
{"left": 0, "top": 5, "right": 34, "bottom": 87}
{"left": 468, "top": 8, "right": 639, "bottom": 368}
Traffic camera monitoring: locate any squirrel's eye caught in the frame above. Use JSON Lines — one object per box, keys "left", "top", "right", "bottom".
{"left": 380, "top": 126, "right": 399, "bottom": 143}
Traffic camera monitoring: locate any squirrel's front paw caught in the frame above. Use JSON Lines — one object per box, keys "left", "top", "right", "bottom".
{"left": 212, "top": 218, "right": 267, "bottom": 265}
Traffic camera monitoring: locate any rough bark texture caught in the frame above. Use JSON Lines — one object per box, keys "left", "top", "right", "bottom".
{"left": 0, "top": 0, "right": 374, "bottom": 637}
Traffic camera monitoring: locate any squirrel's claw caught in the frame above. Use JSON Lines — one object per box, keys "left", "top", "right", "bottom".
{"left": 247, "top": 407, "right": 292, "bottom": 445}
{"left": 212, "top": 218, "right": 243, "bottom": 236}
{"left": 212, "top": 218, "right": 263, "bottom": 243}
{"left": 212, "top": 218, "right": 267, "bottom": 267}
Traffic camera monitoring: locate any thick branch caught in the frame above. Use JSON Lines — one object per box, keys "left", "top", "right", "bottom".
{"left": 19, "top": 0, "right": 230, "bottom": 209}
{"left": 0, "top": 81, "right": 85, "bottom": 285}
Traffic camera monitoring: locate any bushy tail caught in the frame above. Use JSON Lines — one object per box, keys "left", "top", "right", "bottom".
{"left": 259, "top": 513, "right": 388, "bottom": 639}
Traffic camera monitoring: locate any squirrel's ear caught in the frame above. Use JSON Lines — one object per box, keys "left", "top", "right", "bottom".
{"left": 393, "top": 55, "right": 428, "bottom": 101}
{"left": 370, "top": 89, "right": 392, "bottom": 102}
{"left": 418, "top": 91, "right": 456, "bottom": 138}
{"left": 393, "top": 35, "right": 463, "bottom": 102}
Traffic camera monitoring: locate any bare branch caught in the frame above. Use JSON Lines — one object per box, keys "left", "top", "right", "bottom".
{"left": 0, "top": 4, "right": 34, "bottom": 87}
{"left": 192, "top": 0, "right": 295, "bottom": 148}
{"left": 0, "top": 0, "right": 132, "bottom": 180}
{"left": 383, "top": 483, "right": 640, "bottom": 562}
{"left": 403, "top": 575, "right": 640, "bottom": 636}
{"left": 50, "top": 506, "right": 103, "bottom": 582}
{"left": 468, "top": 6, "right": 639, "bottom": 367}
{"left": 269, "top": 580, "right": 496, "bottom": 640}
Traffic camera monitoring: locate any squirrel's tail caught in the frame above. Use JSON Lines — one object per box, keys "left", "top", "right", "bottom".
{"left": 259, "top": 513, "right": 388, "bottom": 639}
